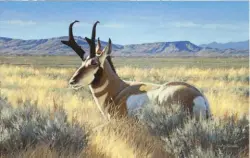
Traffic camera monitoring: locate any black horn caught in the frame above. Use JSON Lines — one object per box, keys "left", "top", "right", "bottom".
{"left": 61, "top": 20, "right": 85, "bottom": 60}
{"left": 85, "top": 21, "right": 100, "bottom": 58}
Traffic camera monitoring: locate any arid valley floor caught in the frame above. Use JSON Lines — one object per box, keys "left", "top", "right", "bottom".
{"left": 0, "top": 56, "right": 249, "bottom": 157}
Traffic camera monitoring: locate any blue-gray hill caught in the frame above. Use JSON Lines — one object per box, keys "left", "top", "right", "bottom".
{"left": 0, "top": 37, "right": 248, "bottom": 57}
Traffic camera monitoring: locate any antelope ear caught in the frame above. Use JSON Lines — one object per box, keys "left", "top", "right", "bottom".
{"left": 107, "top": 38, "right": 112, "bottom": 55}
{"left": 96, "top": 37, "right": 102, "bottom": 54}
{"left": 98, "top": 38, "right": 112, "bottom": 68}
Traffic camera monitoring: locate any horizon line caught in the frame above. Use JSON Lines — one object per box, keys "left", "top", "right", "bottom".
{"left": 1, "top": 36, "right": 248, "bottom": 46}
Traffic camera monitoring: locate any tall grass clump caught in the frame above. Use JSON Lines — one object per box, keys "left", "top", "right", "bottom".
{"left": 137, "top": 103, "right": 249, "bottom": 158}
{"left": 0, "top": 98, "right": 88, "bottom": 156}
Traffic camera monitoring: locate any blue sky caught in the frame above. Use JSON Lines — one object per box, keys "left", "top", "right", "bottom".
{"left": 0, "top": 1, "right": 248, "bottom": 45}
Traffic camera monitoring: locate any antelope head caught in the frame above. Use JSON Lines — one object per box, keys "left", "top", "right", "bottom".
{"left": 61, "top": 21, "right": 112, "bottom": 89}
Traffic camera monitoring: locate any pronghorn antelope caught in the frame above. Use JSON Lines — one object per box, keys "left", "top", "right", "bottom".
{"left": 62, "top": 20, "right": 211, "bottom": 120}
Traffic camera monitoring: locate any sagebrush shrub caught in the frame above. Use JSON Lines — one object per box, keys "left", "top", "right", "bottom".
{"left": 137, "top": 103, "right": 249, "bottom": 158}
{"left": 0, "top": 98, "right": 87, "bottom": 155}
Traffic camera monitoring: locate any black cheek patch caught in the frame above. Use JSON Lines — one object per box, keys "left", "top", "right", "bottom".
{"left": 91, "top": 68, "right": 103, "bottom": 85}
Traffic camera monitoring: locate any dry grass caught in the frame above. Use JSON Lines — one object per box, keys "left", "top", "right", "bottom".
{"left": 0, "top": 63, "right": 249, "bottom": 157}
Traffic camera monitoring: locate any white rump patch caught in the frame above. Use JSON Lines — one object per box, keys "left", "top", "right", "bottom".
{"left": 126, "top": 93, "right": 150, "bottom": 116}
{"left": 193, "top": 96, "right": 209, "bottom": 119}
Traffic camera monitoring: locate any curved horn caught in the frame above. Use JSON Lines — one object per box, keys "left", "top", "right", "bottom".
{"left": 69, "top": 20, "right": 79, "bottom": 41}
{"left": 85, "top": 21, "right": 99, "bottom": 58}
{"left": 61, "top": 20, "right": 85, "bottom": 60}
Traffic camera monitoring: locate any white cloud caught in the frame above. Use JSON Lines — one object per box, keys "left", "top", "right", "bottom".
{"left": 102, "top": 23, "right": 126, "bottom": 28}
{"left": 166, "top": 21, "right": 247, "bottom": 31}
{"left": 170, "top": 21, "right": 200, "bottom": 28}
{"left": 0, "top": 20, "right": 36, "bottom": 26}
{"left": 73, "top": 21, "right": 127, "bottom": 29}
{"left": 201, "top": 23, "right": 244, "bottom": 30}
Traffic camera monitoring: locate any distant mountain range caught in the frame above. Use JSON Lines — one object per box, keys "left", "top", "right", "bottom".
{"left": 0, "top": 37, "right": 248, "bottom": 57}
{"left": 200, "top": 40, "right": 249, "bottom": 50}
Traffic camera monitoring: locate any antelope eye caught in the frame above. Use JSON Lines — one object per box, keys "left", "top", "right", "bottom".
{"left": 91, "top": 60, "right": 98, "bottom": 65}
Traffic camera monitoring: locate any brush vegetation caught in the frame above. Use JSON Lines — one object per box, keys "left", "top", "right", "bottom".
{"left": 0, "top": 57, "right": 249, "bottom": 157}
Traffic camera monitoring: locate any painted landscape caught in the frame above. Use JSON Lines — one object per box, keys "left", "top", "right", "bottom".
{"left": 0, "top": 1, "right": 249, "bottom": 158}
